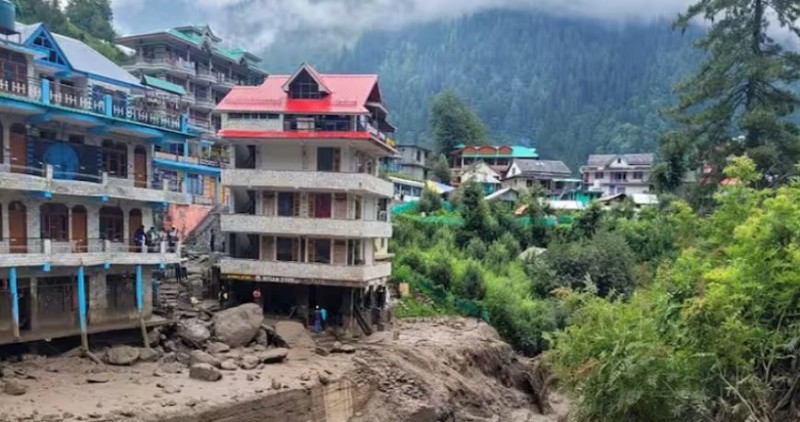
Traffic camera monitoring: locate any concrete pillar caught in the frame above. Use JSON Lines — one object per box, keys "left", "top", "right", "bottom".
{"left": 10, "top": 267, "right": 19, "bottom": 339}
{"left": 1, "top": 119, "right": 9, "bottom": 165}
{"left": 29, "top": 277, "right": 37, "bottom": 330}
{"left": 77, "top": 266, "right": 88, "bottom": 350}
{"left": 127, "top": 144, "right": 135, "bottom": 182}
{"left": 0, "top": 201, "right": 7, "bottom": 251}
{"left": 135, "top": 265, "right": 143, "bottom": 313}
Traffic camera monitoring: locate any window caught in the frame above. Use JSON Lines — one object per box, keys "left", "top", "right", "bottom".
{"left": 317, "top": 147, "right": 340, "bottom": 171}
{"left": 40, "top": 203, "right": 68, "bottom": 241}
{"left": 99, "top": 206, "right": 124, "bottom": 242}
{"left": 632, "top": 171, "right": 644, "bottom": 180}
{"left": 309, "top": 238, "right": 331, "bottom": 264}
{"left": 0, "top": 50, "right": 27, "bottom": 84}
{"left": 187, "top": 173, "right": 204, "bottom": 195}
{"left": 68, "top": 134, "right": 84, "bottom": 145}
{"left": 101, "top": 140, "right": 128, "bottom": 178}
{"left": 613, "top": 172, "right": 628, "bottom": 182}
{"left": 310, "top": 193, "right": 332, "bottom": 218}
{"left": 276, "top": 237, "right": 298, "bottom": 262}
{"left": 288, "top": 70, "right": 322, "bottom": 99}
{"left": 526, "top": 180, "right": 533, "bottom": 188}
{"left": 595, "top": 172, "right": 604, "bottom": 180}
{"left": 37, "top": 277, "right": 76, "bottom": 320}
{"left": 33, "top": 32, "right": 67, "bottom": 67}
{"left": 106, "top": 274, "right": 136, "bottom": 313}
{"left": 416, "top": 150, "right": 422, "bottom": 162}
{"left": 277, "top": 192, "right": 297, "bottom": 217}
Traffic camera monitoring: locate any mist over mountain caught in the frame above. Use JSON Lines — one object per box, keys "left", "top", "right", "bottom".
{"left": 264, "top": 11, "right": 702, "bottom": 169}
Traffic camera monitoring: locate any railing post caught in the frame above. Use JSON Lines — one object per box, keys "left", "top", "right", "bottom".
{"left": 41, "top": 79, "right": 50, "bottom": 105}
{"left": 160, "top": 241, "right": 166, "bottom": 254}
{"left": 103, "top": 94, "right": 113, "bottom": 117}
{"left": 45, "top": 164, "right": 54, "bottom": 180}
{"left": 43, "top": 239, "right": 52, "bottom": 255}
{"left": 103, "top": 239, "right": 110, "bottom": 253}
{"left": 102, "top": 172, "right": 108, "bottom": 186}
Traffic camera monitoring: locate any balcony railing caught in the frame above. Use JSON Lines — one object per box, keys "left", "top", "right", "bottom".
{"left": 196, "top": 69, "right": 217, "bottom": 83}
{"left": 0, "top": 76, "right": 186, "bottom": 132}
{"left": 279, "top": 118, "right": 393, "bottom": 149}
{"left": 126, "top": 57, "right": 196, "bottom": 75}
{"left": 0, "top": 238, "right": 181, "bottom": 255}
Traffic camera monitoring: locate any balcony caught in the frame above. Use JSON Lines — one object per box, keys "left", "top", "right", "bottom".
{"left": 214, "top": 75, "right": 235, "bottom": 90}
{"left": 219, "top": 258, "right": 391, "bottom": 287}
{"left": 220, "top": 214, "right": 392, "bottom": 238}
{"left": 196, "top": 69, "right": 217, "bottom": 84}
{"left": 0, "top": 163, "right": 192, "bottom": 205}
{"left": 0, "top": 239, "right": 181, "bottom": 269}
{"left": 123, "top": 57, "right": 196, "bottom": 77}
{"left": 0, "top": 77, "right": 186, "bottom": 133}
{"left": 193, "top": 96, "right": 216, "bottom": 110}
{"left": 222, "top": 169, "right": 394, "bottom": 197}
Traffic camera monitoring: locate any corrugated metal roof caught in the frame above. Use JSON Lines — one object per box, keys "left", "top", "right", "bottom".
{"left": 216, "top": 64, "right": 381, "bottom": 114}
{"left": 17, "top": 22, "right": 142, "bottom": 88}
{"left": 143, "top": 75, "right": 186, "bottom": 96}
{"left": 513, "top": 159, "right": 572, "bottom": 176}
{"left": 587, "top": 153, "right": 654, "bottom": 167}
{"left": 459, "top": 145, "right": 539, "bottom": 158}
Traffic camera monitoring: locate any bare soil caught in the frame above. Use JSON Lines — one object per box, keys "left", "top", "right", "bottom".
{"left": 0, "top": 318, "right": 568, "bottom": 422}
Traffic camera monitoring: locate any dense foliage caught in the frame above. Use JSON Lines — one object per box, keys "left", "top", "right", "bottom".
{"left": 657, "top": 0, "right": 800, "bottom": 189}
{"left": 429, "top": 91, "right": 487, "bottom": 153}
{"left": 267, "top": 11, "right": 702, "bottom": 169}
{"left": 17, "top": 0, "right": 123, "bottom": 62}
{"left": 549, "top": 157, "right": 800, "bottom": 421}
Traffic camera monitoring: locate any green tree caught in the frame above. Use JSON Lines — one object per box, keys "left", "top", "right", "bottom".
{"left": 430, "top": 91, "right": 487, "bottom": 154}
{"left": 661, "top": 0, "right": 800, "bottom": 189}
{"left": 457, "top": 181, "right": 490, "bottom": 243}
{"left": 431, "top": 154, "right": 452, "bottom": 183}
{"left": 65, "top": 0, "right": 116, "bottom": 41}
{"left": 416, "top": 187, "right": 443, "bottom": 214}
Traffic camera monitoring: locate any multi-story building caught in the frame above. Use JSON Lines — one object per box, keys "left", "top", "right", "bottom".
{"left": 502, "top": 159, "right": 579, "bottom": 196}
{"left": 450, "top": 144, "right": 538, "bottom": 178}
{"left": 215, "top": 64, "right": 395, "bottom": 329}
{"left": 581, "top": 153, "right": 654, "bottom": 196}
{"left": 116, "top": 25, "right": 267, "bottom": 235}
{"left": 395, "top": 143, "right": 431, "bottom": 180}
{"left": 0, "top": 20, "right": 196, "bottom": 345}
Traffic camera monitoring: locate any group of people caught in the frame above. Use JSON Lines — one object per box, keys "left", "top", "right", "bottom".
{"left": 133, "top": 226, "right": 180, "bottom": 253}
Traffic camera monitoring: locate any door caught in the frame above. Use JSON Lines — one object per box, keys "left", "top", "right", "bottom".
{"left": 10, "top": 124, "right": 26, "bottom": 173}
{"left": 71, "top": 206, "right": 87, "bottom": 253}
{"left": 133, "top": 146, "right": 147, "bottom": 188}
{"left": 8, "top": 201, "right": 26, "bottom": 253}
{"left": 129, "top": 209, "right": 142, "bottom": 248}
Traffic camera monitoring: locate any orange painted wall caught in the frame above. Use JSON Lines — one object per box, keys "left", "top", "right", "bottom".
{"left": 163, "top": 204, "right": 213, "bottom": 238}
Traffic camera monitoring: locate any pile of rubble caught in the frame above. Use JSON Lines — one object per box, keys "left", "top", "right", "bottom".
{"left": 108, "top": 303, "right": 310, "bottom": 383}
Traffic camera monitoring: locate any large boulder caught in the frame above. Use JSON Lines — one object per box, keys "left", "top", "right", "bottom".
{"left": 274, "top": 321, "right": 315, "bottom": 350}
{"left": 259, "top": 348, "right": 289, "bottom": 364}
{"left": 212, "top": 303, "right": 264, "bottom": 348}
{"left": 105, "top": 346, "right": 140, "bottom": 366}
{"left": 176, "top": 320, "right": 211, "bottom": 345}
{"left": 189, "top": 364, "right": 221, "bottom": 382}
{"left": 189, "top": 350, "right": 220, "bottom": 368}
{"left": 3, "top": 379, "right": 28, "bottom": 395}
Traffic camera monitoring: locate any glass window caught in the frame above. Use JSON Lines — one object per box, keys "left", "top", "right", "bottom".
{"left": 101, "top": 140, "right": 128, "bottom": 178}
{"left": 187, "top": 174, "right": 204, "bottom": 195}
{"left": 317, "top": 147, "right": 340, "bottom": 172}
{"left": 40, "top": 203, "right": 68, "bottom": 241}
{"left": 633, "top": 172, "right": 644, "bottom": 180}
{"left": 99, "top": 206, "right": 124, "bottom": 242}
{"left": 310, "top": 238, "right": 331, "bottom": 264}
{"left": 277, "top": 192, "right": 296, "bottom": 217}
{"left": 276, "top": 237, "right": 297, "bottom": 262}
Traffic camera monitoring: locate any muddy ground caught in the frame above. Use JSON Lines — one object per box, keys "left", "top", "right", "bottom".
{"left": 0, "top": 318, "right": 568, "bottom": 422}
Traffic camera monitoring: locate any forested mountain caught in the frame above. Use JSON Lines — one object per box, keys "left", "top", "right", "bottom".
{"left": 265, "top": 11, "right": 703, "bottom": 169}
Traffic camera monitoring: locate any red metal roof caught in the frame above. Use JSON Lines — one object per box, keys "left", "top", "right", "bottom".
{"left": 216, "top": 67, "right": 381, "bottom": 114}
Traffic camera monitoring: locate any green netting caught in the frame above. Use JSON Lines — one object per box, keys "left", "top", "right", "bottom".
{"left": 411, "top": 279, "right": 490, "bottom": 322}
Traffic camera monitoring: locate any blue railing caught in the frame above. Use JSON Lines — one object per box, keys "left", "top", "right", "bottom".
{"left": 0, "top": 76, "right": 189, "bottom": 133}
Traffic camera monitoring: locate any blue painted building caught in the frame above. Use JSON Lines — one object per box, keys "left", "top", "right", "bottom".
{"left": 0, "top": 21, "right": 198, "bottom": 346}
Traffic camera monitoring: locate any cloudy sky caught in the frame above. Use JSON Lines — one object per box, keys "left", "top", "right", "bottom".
{"left": 111, "top": 0, "right": 694, "bottom": 49}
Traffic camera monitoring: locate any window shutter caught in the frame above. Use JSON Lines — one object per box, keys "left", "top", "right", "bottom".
{"left": 308, "top": 193, "right": 316, "bottom": 218}
{"left": 333, "top": 148, "right": 341, "bottom": 172}
{"left": 307, "top": 239, "right": 315, "bottom": 263}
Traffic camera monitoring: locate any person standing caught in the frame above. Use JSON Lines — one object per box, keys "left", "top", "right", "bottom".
{"left": 133, "top": 225, "right": 145, "bottom": 252}
{"left": 320, "top": 307, "right": 328, "bottom": 330}
{"left": 168, "top": 226, "right": 178, "bottom": 253}
{"left": 146, "top": 227, "right": 158, "bottom": 253}
{"left": 253, "top": 287, "right": 263, "bottom": 310}
{"left": 313, "top": 306, "right": 322, "bottom": 334}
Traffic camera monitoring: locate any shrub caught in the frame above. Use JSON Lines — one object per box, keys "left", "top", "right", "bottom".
{"left": 465, "top": 237, "right": 488, "bottom": 260}
{"left": 462, "top": 261, "right": 486, "bottom": 300}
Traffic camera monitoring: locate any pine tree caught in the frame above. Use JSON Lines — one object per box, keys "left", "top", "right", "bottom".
{"left": 431, "top": 154, "right": 452, "bottom": 184}
{"left": 430, "top": 91, "right": 488, "bottom": 154}
{"left": 65, "top": 0, "right": 116, "bottom": 41}
{"left": 662, "top": 0, "right": 800, "bottom": 188}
